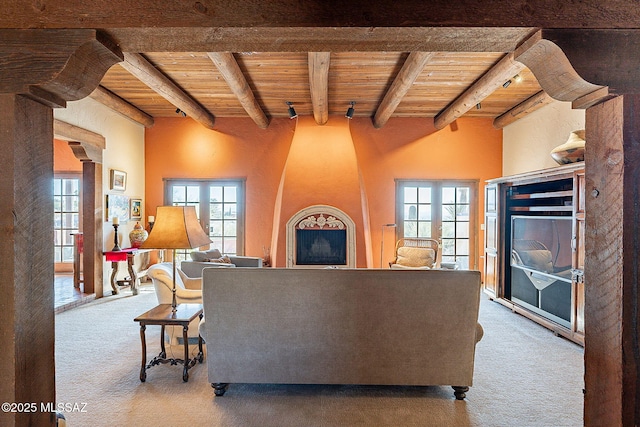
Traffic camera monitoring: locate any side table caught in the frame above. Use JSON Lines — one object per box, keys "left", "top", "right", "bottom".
{"left": 104, "top": 248, "right": 152, "bottom": 295}
{"left": 134, "top": 303, "right": 204, "bottom": 382}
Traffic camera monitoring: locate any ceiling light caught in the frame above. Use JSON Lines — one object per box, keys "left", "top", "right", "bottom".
{"left": 476, "top": 103, "right": 481, "bottom": 110}
{"left": 286, "top": 101, "right": 297, "bottom": 119}
{"left": 513, "top": 74, "right": 523, "bottom": 83}
{"left": 502, "top": 80, "right": 512, "bottom": 88}
{"left": 175, "top": 108, "right": 186, "bottom": 117}
{"left": 345, "top": 101, "right": 356, "bottom": 119}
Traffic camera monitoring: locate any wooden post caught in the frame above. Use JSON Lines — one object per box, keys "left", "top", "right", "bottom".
{"left": 584, "top": 94, "right": 640, "bottom": 426}
{"left": 0, "top": 94, "right": 56, "bottom": 426}
{"left": 82, "top": 161, "right": 104, "bottom": 297}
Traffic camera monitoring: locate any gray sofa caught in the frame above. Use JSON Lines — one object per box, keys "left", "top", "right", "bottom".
{"left": 200, "top": 268, "right": 483, "bottom": 399}
{"left": 180, "top": 248, "right": 263, "bottom": 278}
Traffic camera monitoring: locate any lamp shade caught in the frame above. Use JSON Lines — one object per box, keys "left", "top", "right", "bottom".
{"left": 140, "top": 206, "right": 212, "bottom": 250}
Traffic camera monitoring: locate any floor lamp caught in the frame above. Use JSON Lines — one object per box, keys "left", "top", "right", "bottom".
{"left": 380, "top": 223, "right": 397, "bottom": 268}
{"left": 141, "top": 206, "right": 212, "bottom": 313}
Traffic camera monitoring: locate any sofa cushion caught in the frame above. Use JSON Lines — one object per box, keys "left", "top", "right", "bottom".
{"left": 191, "top": 249, "right": 223, "bottom": 262}
{"left": 396, "top": 246, "right": 435, "bottom": 268}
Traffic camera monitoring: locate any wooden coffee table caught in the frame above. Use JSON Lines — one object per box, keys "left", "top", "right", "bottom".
{"left": 134, "top": 303, "right": 204, "bottom": 382}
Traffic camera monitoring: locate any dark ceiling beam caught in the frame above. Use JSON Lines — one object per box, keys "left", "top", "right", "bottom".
{"left": 105, "top": 27, "right": 535, "bottom": 53}
{"left": 3, "top": 1, "right": 640, "bottom": 28}
{"left": 493, "top": 90, "right": 554, "bottom": 129}
{"left": 207, "top": 52, "right": 269, "bottom": 129}
{"left": 120, "top": 52, "right": 216, "bottom": 129}
{"left": 434, "top": 52, "right": 525, "bottom": 130}
{"left": 89, "top": 85, "right": 154, "bottom": 128}
{"left": 373, "top": 51, "right": 434, "bottom": 129}
{"left": 308, "top": 52, "right": 331, "bottom": 125}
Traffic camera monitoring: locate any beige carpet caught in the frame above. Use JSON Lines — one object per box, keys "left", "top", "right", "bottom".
{"left": 55, "top": 283, "right": 583, "bottom": 427}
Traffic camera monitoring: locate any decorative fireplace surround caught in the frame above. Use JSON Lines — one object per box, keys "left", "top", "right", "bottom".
{"left": 286, "top": 205, "right": 356, "bottom": 268}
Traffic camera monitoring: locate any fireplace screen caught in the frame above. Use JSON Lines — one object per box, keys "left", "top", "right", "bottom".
{"left": 296, "top": 229, "right": 347, "bottom": 265}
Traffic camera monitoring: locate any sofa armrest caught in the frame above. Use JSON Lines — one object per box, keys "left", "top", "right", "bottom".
{"left": 228, "top": 255, "right": 263, "bottom": 268}
{"left": 181, "top": 261, "right": 235, "bottom": 278}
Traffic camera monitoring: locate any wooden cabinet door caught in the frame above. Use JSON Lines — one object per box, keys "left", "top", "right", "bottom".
{"left": 483, "top": 184, "right": 499, "bottom": 297}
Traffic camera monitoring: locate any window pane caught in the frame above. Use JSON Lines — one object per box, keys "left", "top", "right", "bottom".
{"left": 417, "top": 205, "right": 431, "bottom": 221}
{"left": 64, "top": 231, "right": 77, "bottom": 246}
{"left": 223, "top": 239, "right": 237, "bottom": 255}
{"left": 173, "top": 186, "right": 186, "bottom": 203}
{"left": 54, "top": 230, "right": 62, "bottom": 245}
{"left": 210, "top": 186, "right": 223, "bottom": 202}
{"left": 404, "top": 221, "right": 418, "bottom": 238}
{"left": 442, "top": 205, "right": 455, "bottom": 221}
{"left": 404, "top": 205, "right": 417, "bottom": 220}
{"left": 457, "top": 187, "right": 470, "bottom": 203}
{"left": 63, "top": 179, "right": 79, "bottom": 195}
{"left": 210, "top": 203, "right": 223, "bottom": 219}
{"left": 186, "top": 186, "right": 200, "bottom": 203}
{"left": 62, "top": 195, "right": 78, "bottom": 211}
{"left": 457, "top": 238, "right": 470, "bottom": 255}
{"left": 224, "top": 186, "right": 237, "bottom": 202}
{"left": 456, "top": 204, "right": 470, "bottom": 220}
{"left": 418, "top": 187, "right": 431, "bottom": 203}
{"left": 404, "top": 187, "right": 417, "bottom": 204}
{"left": 457, "top": 256, "right": 470, "bottom": 270}
{"left": 210, "top": 221, "right": 223, "bottom": 236}
{"left": 62, "top": 246, "right": 74, "bottom": 262}
{"left": 417, "top": 222, "right": 431, "bottom": 238}
{"left": 224, "top": 220, "right": 237, "bottom": 236}
{"left": 224, "top": 203, "right": 237, "bottom": 219}
{"left": 442, "top": 187, "right": 455, "bottom": 204}
{"left": 54, "top": 213, "right": 62, "bottom": 228}
{"left": 456, "top": 221, "right": 470, "bottom": 238}
{"left": 54, "top": 196, "right": 62, "bottom": 212}
{"left": 210, "top": 237, "right": 223, "bottom": 250}
{"left": 54, "top": 247, "right": 61, "bottom": 263}
{"left": 63, "top": 213, "right": 78, "bottom": 229}
{"left": 442, "top": 222, "right": 455, "bottom": 238}
{"left": 441, "top": 238, "right": 455, "bottom": 255}
{"left": 53, "top": 179, "right": 61, "bottom": 195}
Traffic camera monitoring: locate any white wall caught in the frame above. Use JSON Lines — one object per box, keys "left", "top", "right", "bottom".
{"left": 54, "top": 97, "right": 145, "bottom": 292}
{"left": 503, "top": 100, "right": 585, "bottom": 176}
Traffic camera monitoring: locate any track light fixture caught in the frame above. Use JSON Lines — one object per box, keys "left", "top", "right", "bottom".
{"left": 286, "top": 101, "right": 297, "bottom": 119}
{"left": 175, "top": 108, "right": 186, "bottom": 117}
{"left": 345, "top": 101, "right": 356, "bottom": 119}
{"left": 502, "top": 80, "right": 512, "bottom": 88}
{"left": 513, "top": 74, "right": 523, "bottom": 83}
{"left": 476, "top": 102, "right": 481, "bottom": 110}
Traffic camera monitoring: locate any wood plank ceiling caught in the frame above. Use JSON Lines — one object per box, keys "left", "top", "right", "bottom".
{"left": 97, "top": 50, "right": 547, "bottom": 129}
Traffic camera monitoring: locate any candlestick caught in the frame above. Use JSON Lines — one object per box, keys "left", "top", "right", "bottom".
{"left": 112, "top": 216, "right": 119, "bottom": 225}
{"left": 148, "top": 215, "right": 155, "bottom": 232}
{"left": 112, "top": 223, "right": 121, "bottom": 251}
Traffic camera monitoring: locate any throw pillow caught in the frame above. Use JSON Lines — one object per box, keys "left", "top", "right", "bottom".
{"left": 190, "top": 249, "right": 223, "bottom": 262}
{"left": 395, "top": 246, "right": 435, "bottom": 268}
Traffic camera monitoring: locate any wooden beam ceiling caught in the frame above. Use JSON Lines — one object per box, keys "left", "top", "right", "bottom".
{"left": 493, "top": 90, "right": 553, "bottom": 129}
{"left": 120, "top": 52, "right": 216, "bottom": 129}
{"left": 434, "top": 52, "right": 525, "bottom": 130}
{"left": 207, "top": 52, "right": 269, "bottom": 129}
{"left": 373, "top": 52, "right": 434, "bottom": 129}
{"left": 308, "top": 52, "right": 331, "bottom": 125}
{"left": 89, "top": 85, "right": 154, "bottom": 127}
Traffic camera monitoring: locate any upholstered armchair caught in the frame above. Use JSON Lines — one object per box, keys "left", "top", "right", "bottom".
{"left": 146, "top": 263, "right": 202, "bottom": 345}
{"left": 389, "top": 238, "right": 440, "bottom": 269}
{"left": 146, "top": 262, "right": 202, "bottom": 304}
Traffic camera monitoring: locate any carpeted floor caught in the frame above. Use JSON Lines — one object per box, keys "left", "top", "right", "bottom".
{"left": 55, "top": 283, "right": 583, "bottom": 427}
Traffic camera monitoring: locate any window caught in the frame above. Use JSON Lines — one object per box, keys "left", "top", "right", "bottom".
{"left": 396, "top": 180, "right": 477, "bottom": 270}
{"left": 165, "top": 179, "right": 245, "bottom": 261}
{"left": 54, "top": 176, "right": 81, "bottom": 265}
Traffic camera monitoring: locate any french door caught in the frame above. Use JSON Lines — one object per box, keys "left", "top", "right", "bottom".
{"left": 165, "top": 179, "right": 245, "bottom": 259}
{"left": 396, "top": 180, "right": 478, "bottom": 270}
{"left": 54, "top": 175, "right": 82, "bottom": 272}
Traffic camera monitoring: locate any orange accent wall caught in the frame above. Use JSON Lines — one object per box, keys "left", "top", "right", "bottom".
{"left": 53, "top": 139, "right": 82, "bottom": 172}
{"left": 145, "top": 116, "right": 502, "bottom": 269}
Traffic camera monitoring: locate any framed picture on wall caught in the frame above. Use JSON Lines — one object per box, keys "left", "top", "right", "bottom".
{"left": 110, "top": 169, "right": 127, "bottom": 191}
{"left": 130, "top": 198, "right": 142, "bottom": 220}
{"left": 105, "top": 194, "right": 129, "bottom": 223}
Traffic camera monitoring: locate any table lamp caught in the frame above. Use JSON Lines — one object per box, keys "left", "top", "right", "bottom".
{"left": 141, "top": 206, "right": 211, "bottom": 312}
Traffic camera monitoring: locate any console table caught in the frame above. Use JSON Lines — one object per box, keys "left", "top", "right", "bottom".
{"left": 103, "top": 248, "right": 152, "bottom": 295}
{"left": 134, "top": 304, "right": 204, "bottom": 382}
